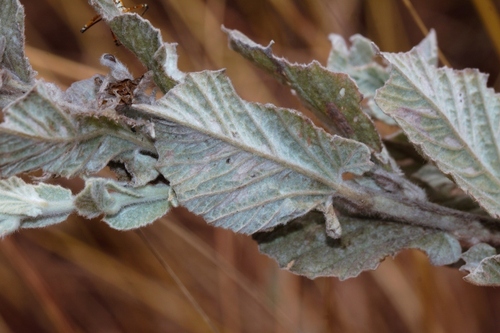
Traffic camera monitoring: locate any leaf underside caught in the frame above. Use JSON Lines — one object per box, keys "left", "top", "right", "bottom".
{"left": 375, "top": 32, "right": 500, "bottom": 218}
{"left": 0, "top": 177, "right": 73, "bottom": 236}
{"left": 75, "top": 178, "right": 172, "bottom": 230}
{"left": 135, "top": 70, "right": 373, "bottom": 234}
{"left": 224, "top": 27, "right": 382, "bottom": 153}
{"left": 0, "top": 0, "right": 34, "bottom": 83}
{"left": 461, "top": 243, "right": 500, "bottom": 286}
{"left": 0, "top": 82, "right": 152, "bottom": 178}
{"left": 255, "top": 211, "right": 461, "bottom": 279}
{"left": 1, "top": 0, "right": 498, "bottom": 285}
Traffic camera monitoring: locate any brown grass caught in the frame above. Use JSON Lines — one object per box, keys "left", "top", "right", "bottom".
{"left": 2, "top": 0, "right": 500, "bottom": 332}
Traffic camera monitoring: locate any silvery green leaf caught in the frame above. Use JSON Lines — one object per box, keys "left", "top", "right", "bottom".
{"left": 0, "top": 176, "right": 73, "bottom": 236}
{"left": 74, "top": 178, "right": 172, "bottom": 230}
{"left": 89, "top": 0, "right": 183, "bottom": 92}
{"left": 0, "top": 0, "right": 35, "bottom": 83}
{"left": 88, "top": 0, "right": 121, "bottom": 18}
{"left": 460, "top": 244, "right": 500, "bottom": 286}
{"left": 0, "top": 215, "right": 20, "bottom": 236}
{"left": 223, "top": 27, "right": 382, "bottom": 153}
{"left": 460, "top": 243, "right": 496, "bottom": 272}
{"left": 113, "top": 150, "right": 159, "bottom": 186}
{"left": 327, "top": 34, "right": 394, "bottom": 125}
{"left": 135, "top": 70, "right": 373, "bottom": 234}
{"left": 0, "top": 176, "right": 46, "bottom": 217}
{"left": 327, "top": 32, "right": 438, "bottom": 126}
{"left": 375, "top": 31, "right": 500, "bottom": 218}
{"left": 254, "top": 211, "right": 461, "bottom": 279}
{"left": 0, "top": 82, "right": 155, "bottom": 178}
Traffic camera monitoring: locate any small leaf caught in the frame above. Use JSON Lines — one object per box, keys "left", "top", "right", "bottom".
{"left": 460, "top": 243, "right": 496, "bottom": 273}
{"left": 75, "top": 178, "right": 172, "bottom": 230}
{"left": 0, "top": 177, "right": 73, "bottom": 236}
{"left": 460, "top": 244, "right": 500, "bottom": 286}
{"left": 89, "top": 0, "right": 183, "bottom": 92}
{"left": 327, "top": 32, "right": 438, "bottom": 126}
{"left": 0, "top": 215, "right": 21, "bottom": 236}
{"left": 327, "top": 34, "right": 394, "bottom": 124}
{"left": 135, "top": 70, "right": 373, "bottom": 234}
{"left": 88, "top": 0, "right": 121, "bottom": 18}
{"left": 0, "top": 0, "right": 35, "bottom": 83}
{"left": 0, "top": 176, "right": 47, "bottom": 217}
{"left": 254, "top": 211, "right": 461, "bottom": 279}
{"left": 0, "top": 82, "right": 155, "bottom": 178}
{"left": 224, "top": 27, "right": 382, "bottom": 152}
{"left": 375, "top": 31, "right": 500, "bottom": 218}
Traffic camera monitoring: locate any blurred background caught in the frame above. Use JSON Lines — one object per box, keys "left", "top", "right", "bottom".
{"left": 1, "top": 0, "right": 500, "bottom": 332}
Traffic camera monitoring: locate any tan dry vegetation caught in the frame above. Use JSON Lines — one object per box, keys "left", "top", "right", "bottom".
{"left": 2, "top": 0, "right": 500, "bottom": 332}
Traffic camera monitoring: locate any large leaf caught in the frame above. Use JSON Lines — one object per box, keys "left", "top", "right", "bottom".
{"left": 375, "top": 32, "right": 500, "bottom": 218}
{"left": 135, "top": 70, "right": 374, "bottom": 234}
{"left": 254, "top": 211, "right": 461, "bottom": 279}
{"left": 223, "top": 27, "right": 382, "bottom": 153}
{"left": 0, "top": 82, "right": 155, "bottom": 178}
{"left": 0, "top": 176, "right": 73, "bottom": 236}
{"left": 75, "top": 178, "right": 172, "bottom": 230}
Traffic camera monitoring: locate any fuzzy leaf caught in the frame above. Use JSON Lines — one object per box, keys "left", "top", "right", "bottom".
{"left": 135, "top": 70, "right": 373, "bottom": 234}
{"left": 460, "top": 243, "right": 496, "bottom": 272}
{"left": 461, "top": 244, "right": 500, "bottom": 286}
{"left": 75, "top": 178, "right": 172, "bottom": 230}
{"left": 0, "top": 177, "right": 73, "bottom": 236}
{"left": 254, "top": 211, "right": 461, "bottom": 279}
{"left": 0, "top": 82, "right": 155, "bottom": 178}
{"left": 327, "top": 34, "right": 393, "bottom": 124}
{"left": 89, "top": 0, "right": 184, "bottom": 92}
{"left": 224, "top": 27, "right": 382, "bottom": 152}
{"left": 327, "top": 32, "right": 438, "bottom": 125}
{"left": 375, "top": 31, "right": 500, "bottom": 218}
{"left": 0, "top": 0, "right": 35, "bottom": 83}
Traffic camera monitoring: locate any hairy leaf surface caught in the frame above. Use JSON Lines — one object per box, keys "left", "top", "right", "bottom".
{"left": 75, "top": 178, "right": 172, "bottom": 230}
{"left": 0, "top": 177, "right": 73, "bottom": 236}
{"left": 327, "top": 33, "right": 393, "bottom": 124}
{"left": 327, "top": 31, "right": 437, "bottom": 126}
{"left": 0, "top": 0, "right": 34, "bottom": 83}
{"left": 90, "top": 0, "right": 184, "bottom": 92}
{"left": 460, "top": 244, "right": 500, "bottom": 286}
{"left": 0, "top": 82, "right": 154, "bottom": 178}
{"left": 255, "top": 211, "right": 461, "bottom": 279}
{"left": 376, "top": 32, "right": 500, "bottom": 217}
{"left": 224, "top": 27, "right": 382, "bottom": 152}
{"left": 136, "top": 70, "right": 373, "bottom": 234}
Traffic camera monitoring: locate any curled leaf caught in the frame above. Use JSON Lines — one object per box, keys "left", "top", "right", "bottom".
{"left": 0, "top": 177, "right": 73, "bottom": 236}
{"left": 89, "top": 0, "right": 184, "bottom": 92}
{"left": 75, "top": 178, "right": 172, "bottom": 230}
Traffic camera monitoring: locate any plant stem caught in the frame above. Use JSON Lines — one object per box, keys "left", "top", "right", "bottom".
{"left": 335, "top": 184, "right": 500, "bottom": 247}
